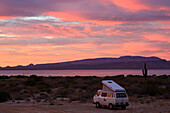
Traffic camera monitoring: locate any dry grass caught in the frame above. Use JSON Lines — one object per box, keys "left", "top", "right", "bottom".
{"left": 0, "top": 75, "right": 169, "bottom": 103}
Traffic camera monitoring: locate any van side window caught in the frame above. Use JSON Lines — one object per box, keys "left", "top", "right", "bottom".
{"left": 101, "top": 92, "right": 107, "bottom": 97}
{"left": 96, "top": 92, "right": 101, "bottom": 96}
{"left": 107, "top": 93, "right": 113, "bottom": 97}
{"left": 116, "top": 93, "right": 127, "bottom": 98}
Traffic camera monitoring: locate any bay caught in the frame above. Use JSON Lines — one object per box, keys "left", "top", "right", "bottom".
{"left": 0, "top": 69, "right": 169, "bottom": 77}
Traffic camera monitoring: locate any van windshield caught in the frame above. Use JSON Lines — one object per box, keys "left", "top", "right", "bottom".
{"left": 96, "top": 92, "right": 101, "bottom": 96}
{"left": 116, "top": 93, "right": 127, "bottom": 98}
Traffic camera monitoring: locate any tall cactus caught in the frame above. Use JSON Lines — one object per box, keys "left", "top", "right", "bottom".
{"left": 142, "top": 63, "right": 148, "bottom": 79}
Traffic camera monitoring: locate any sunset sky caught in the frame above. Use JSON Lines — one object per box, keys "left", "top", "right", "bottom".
{"left": 0, "top": 0, "right": 170, "bottom": 67}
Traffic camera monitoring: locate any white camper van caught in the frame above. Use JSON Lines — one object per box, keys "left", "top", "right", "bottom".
{"left": 93, "top": 80, "right": 129, "bottom": 110}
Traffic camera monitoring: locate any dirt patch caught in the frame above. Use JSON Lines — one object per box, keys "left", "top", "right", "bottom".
{"left": 0, "top": 99, "right": 169, "bottom": 113}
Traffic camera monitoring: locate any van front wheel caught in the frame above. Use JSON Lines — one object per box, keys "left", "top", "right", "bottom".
{"left": 121, "top": 106, "right": 126, "bottom": 110}
{"left": 96, "top": 102, "right": 101, "bottom": 108}
{"left": 108, "top": 104, "right": 114, "bottom": 110}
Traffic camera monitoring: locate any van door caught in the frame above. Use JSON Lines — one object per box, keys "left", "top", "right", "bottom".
{"left": 99, "top": 92, "right": 107, "bottom": 106}
{"left": 106, "top": 92, "right": 115, "bottom": 105}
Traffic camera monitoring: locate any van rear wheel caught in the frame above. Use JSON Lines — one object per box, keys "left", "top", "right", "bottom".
{"left": 108, "top": 104, "right": 114, "bottom": 110}
{"left": 96, "top": 102, "right": 101, "bottom": 108}
{"left": 121, "top": 106, "right": 126, "bottom": 110}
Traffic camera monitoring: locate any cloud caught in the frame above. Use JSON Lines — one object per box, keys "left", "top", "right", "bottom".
{"left": 0, "top": 0, "right": 169, "bottom": 66}
{"left": 139, "top": 50, "right": 168, "bottom": 55}
{"left": 0, "top": 0, "right": 169, "bottom": 22}
{"left": 141, "top": 0, "right": 170, "bottom": 8}
{"left": 0, "top": 15, "right": 169, "bottom": 45}
{"left": 0, "top": 37, "right": 86, "bottom": 46}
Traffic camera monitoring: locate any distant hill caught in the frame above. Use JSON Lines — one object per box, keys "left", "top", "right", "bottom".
{"left": 0, "top": 56, "right": 170, "bottom": 70}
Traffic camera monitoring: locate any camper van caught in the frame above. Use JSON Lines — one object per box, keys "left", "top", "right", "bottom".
{"left": 93, "top": 80, "right": 129, "bottom": 110}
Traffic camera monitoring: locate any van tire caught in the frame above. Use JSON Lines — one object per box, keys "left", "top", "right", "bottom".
{"left": 121, "top": 106, "right": 126, "bottom": 110}
{"left": 108, "top": 104, "right": 114, "bottom": 110}
{"left": 96, "top": 102, "right": 101, "bottom": 108}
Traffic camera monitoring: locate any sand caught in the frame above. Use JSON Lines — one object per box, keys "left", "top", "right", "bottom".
{"left": 0, "top": 99, "right": 169, "bottom": 113}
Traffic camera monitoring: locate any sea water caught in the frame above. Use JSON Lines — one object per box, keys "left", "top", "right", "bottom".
{"left": 0, "top": 69, "right": 169, "bottom": 77}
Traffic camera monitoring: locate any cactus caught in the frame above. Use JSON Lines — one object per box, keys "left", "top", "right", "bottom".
{"left": 142, "top": 63, "right": 148, "bottom": 79}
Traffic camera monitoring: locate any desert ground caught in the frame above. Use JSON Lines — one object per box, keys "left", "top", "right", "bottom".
{"left": 0, "top": 99, "right": 169, "bottom": 113}
{"left": 0, "top": 75, "right": 169, "bottom": 113}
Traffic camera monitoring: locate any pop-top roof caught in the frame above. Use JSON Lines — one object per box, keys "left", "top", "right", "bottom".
{"left": 102, "top": 80, "right": 125, "bottom": 92}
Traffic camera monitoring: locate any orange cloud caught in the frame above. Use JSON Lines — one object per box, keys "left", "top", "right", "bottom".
{"left": 110, "top": 0, "right": 149, "bottom": 11}
{"left": 0, "top": 16, "right": 13, "bottom": 20}
{"left": 143, "top": 34, "right": 170, "bottom": 43}
{"left": 44, "top": 12, "right": 122, "bottom": 25}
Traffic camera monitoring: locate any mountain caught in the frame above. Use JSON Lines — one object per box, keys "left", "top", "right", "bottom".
{"left": 1, "top": 56, "right": 170, "bottom": 70}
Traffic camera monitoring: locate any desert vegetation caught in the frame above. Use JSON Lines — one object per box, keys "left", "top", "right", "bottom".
{"left": 0, "top": 74, "right": 169, "bottom": 103}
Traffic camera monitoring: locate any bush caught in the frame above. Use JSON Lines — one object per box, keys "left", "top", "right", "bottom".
{"left": 39, "top": 93, "right": 49, "bottom": 99}
{"left": 55, "top": 87, "right": 68, "bottom": 97}
{"left": 143, "top": 81, "right": 161, "bottom": 96}
{"left": 25, "top": 75, "right": 42, "bottom": 86}
{"left": 0, "top": 92, "right": 11, "bottom": 103}
{"left": 35, "top": 81, "right": 51, "bottom": 92}
{"left": 12, "top": 75, "right": 27, "bottom": 78}
{"left": 0, "top": 75, "right": 9, "bottom": 79}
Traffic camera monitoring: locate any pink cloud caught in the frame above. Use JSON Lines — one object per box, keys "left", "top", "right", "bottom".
{"left": 0, "top": 0, "right": 169, "bottom": 22}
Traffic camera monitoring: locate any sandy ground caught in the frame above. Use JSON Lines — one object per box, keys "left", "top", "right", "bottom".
{"left": 0, "top": 99, "right": 170, "bottom": 113}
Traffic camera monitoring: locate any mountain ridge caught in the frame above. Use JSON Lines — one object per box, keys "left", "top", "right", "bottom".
{"left": 0, "top": 56, "right": 170, "bottom": 70}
